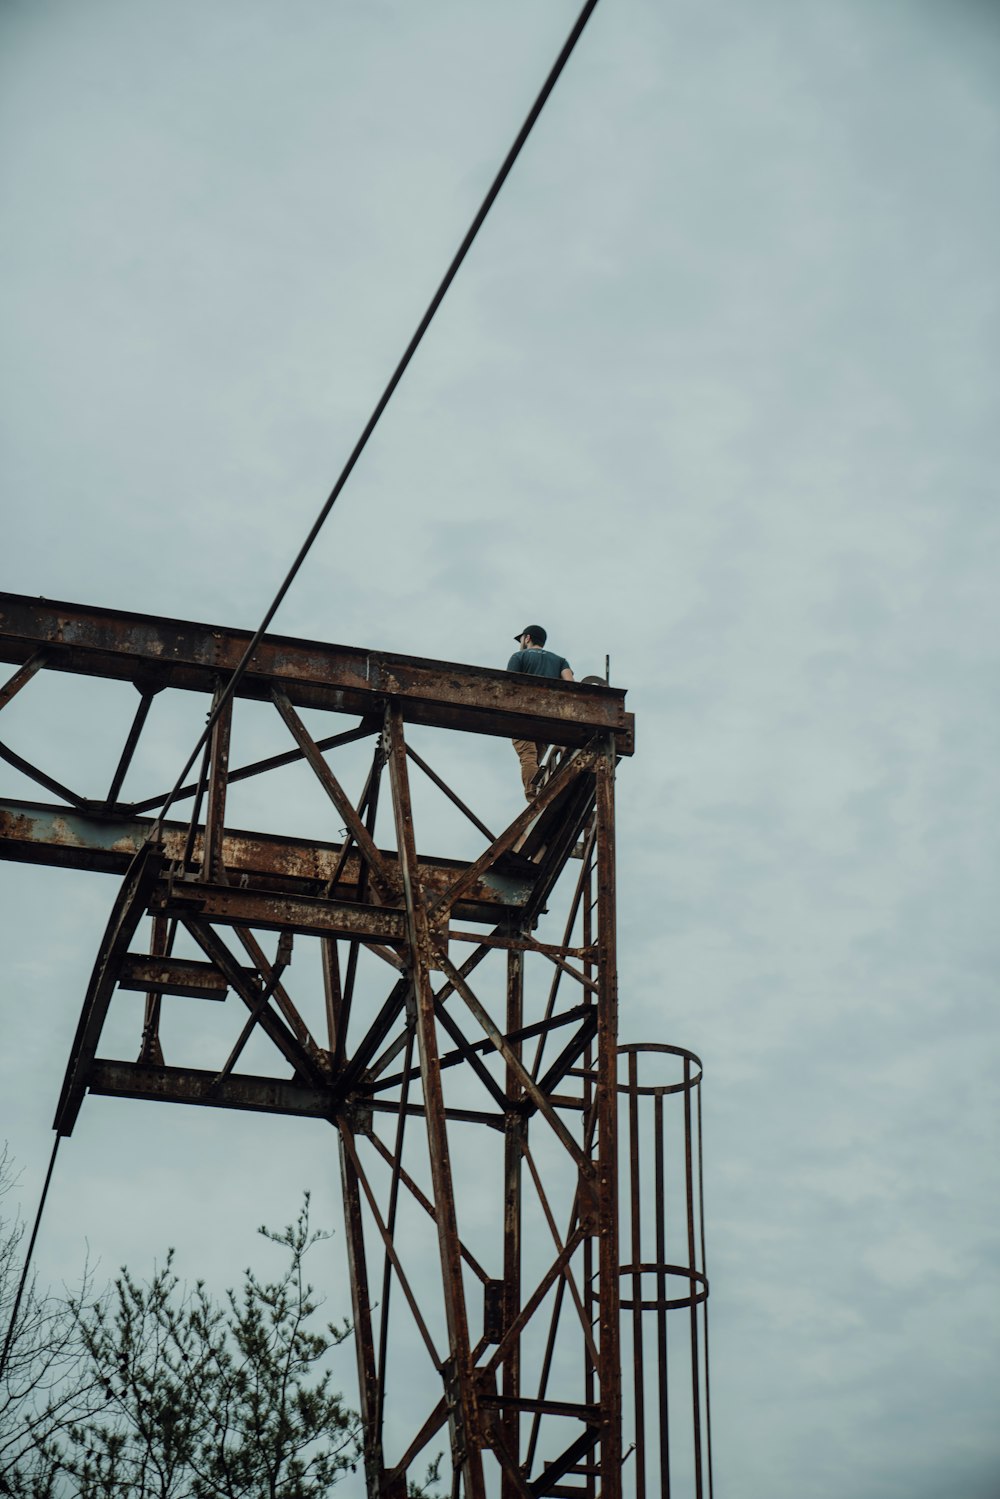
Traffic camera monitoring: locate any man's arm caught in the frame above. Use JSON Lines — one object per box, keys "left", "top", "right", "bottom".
{"left": 561, "top": 667, "right": 574, "bottom": 681}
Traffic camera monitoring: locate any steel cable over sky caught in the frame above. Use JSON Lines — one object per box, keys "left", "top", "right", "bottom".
{"left": 152, "top": 0, "right": 602, "bottom": 835}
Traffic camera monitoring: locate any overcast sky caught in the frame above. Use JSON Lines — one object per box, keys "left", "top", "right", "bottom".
{"left": 2, "top": 1, "right": 999, "bottom": 1495}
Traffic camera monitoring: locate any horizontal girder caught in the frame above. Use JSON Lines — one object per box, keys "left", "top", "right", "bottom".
{"left": 88, "top": 1059, "right": 337, "bottom": 1118}
{"left": 0, "top": 593, "right": 633, "bottom": 751}
{"left": 0, "top": 799, "right": 535, "bottom": 922}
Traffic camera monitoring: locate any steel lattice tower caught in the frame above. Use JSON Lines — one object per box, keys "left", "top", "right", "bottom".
{"left": 0, "top": 592, "right": 711, "bottom": 1498}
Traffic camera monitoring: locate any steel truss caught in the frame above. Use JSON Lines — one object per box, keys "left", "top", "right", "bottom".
{"left": 0, "top": 593, "right": 711, "bottom": 1499}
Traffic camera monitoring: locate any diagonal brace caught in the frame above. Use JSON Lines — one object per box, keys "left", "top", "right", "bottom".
{"left": 427, "top": 747, "right": 597, "bottom": 921}
{"left": 272, "top": 687, "right": 398, "bottom": 902}
{"left": 184, "top": 917, "right": 327, "bottom": 1088}
{"left": 434, "top": 951, "right": 589, "bottom": 1172}
{"left": 0, "top": 651, "right": 48, "bottom": 712}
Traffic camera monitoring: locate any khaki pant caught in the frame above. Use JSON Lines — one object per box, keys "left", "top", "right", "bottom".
{"left": 512, "top": 738, "right": 548, "bottom": 799}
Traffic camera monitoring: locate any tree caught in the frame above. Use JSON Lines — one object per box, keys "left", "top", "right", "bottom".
{"left": 2, "top": 1169, "right": 443, "bottom": 1499}
{"left": 26, "top": 1196, "right": 361, "bottom": 1499}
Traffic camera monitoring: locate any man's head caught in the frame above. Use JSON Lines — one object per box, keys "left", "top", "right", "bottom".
{"left": 514, "top": 625, "right": 547, "bottom": 648}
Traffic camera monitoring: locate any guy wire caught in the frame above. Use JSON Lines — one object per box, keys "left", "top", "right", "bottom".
{"left": 0, "top": 1135, "right": 61, "bottom": 1381}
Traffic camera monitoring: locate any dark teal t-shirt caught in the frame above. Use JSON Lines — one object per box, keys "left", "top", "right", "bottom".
{"left": 506, "top": 647, "right": 571, "bottom": 679}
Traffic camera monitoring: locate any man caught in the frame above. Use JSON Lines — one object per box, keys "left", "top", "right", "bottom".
{"left": 506, "top": 625, "right": 574, "bottom": 799}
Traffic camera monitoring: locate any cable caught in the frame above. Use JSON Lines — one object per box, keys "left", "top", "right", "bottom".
{"left": 0, "top": 1134, "right": 61, "bottom": 1381}
{"left": 153, "top": 0, "right": 602, "bottom": 834}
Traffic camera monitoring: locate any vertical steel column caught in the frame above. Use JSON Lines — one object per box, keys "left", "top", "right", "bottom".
{"left": 322, "top": 939, "right": 342, "bottom": 1054}
{"left": 335, "top": 739, "right": 388, "bottom": 1071}
{"left": 383, "top": 704, "right": 485, "bottom": 1499}
{"left": 501, "top": 947, "right": 524, "bottom": 1498}
{"left": 582, "top": 841, "right": 597, "bottom": 1499}
{"left": 201, "top": 686, "right": 232, "bottom": 882}
{"left": 338, "top": 1127, "right": 393, "bottom": 1498}
{"left": 138, "top": 913, "right": 168, "bottom": 1065}
{"left": 594, "top": 740, "right": 622, "bottom": 1489}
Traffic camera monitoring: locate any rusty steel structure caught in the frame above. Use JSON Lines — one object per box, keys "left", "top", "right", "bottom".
{"left": 0, "top": 591, "right": 711, "bottom": 1498}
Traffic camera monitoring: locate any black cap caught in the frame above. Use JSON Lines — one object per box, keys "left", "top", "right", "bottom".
{"left": 514, "top": 625, "right": 547, "bottom": 646}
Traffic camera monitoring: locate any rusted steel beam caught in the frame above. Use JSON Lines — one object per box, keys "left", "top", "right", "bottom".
{"left": 484, "top": 1426, "right": 534, "bottom": 1499}
{"left": 229, "top": 926, "right": 317, "bottom": 1057}
{"left": 372, "top": 1026, "right": 417, "bottom": 1452}
{"left": 339, "top": 1128, "right": 444, "bottom": 1372}
{"left": 201, "top": 687, "right": 232, "bottom": 881}
{"left": 130, "top": 720, "right": 378, "bottom": 815}
{"left": 520, "top": 1144, "right": 600, "bottom": 1369}
{"left": 529, "top": 824, "right": 596, "bottom": 1081}
{"left": 332, "top": 740, "right": 387, "bottom": 1073}
{"left": 371, "top": 1005, "right": 592, "bottom": 1094}
{"left": 368, "top": 1099, "right": 505, "bottom": 1132}
{"left": 525, "top": 1124, "right": 602, "bottom": 1475}
{"left": 331, "top": 977, "right": 411, "bottom": 1107}
{"left": 364, "top": 1133, "right": 490, "bottom": 1284}
{"left": 517, "top": 769, "right": 598, "bottom": 928}
{"left": 92, "top": 1059, "right": 548, "bottom": 1179}
{"left": 137, "top": 914, "right": 168, "bottom": 1066}
{"left": 480, "top": 1396, "right": 599, "bottom": 1422}
{"left": 581, "top": 839, "right": 597, "bottom": 1499}
{"left": 448, "top": 1005, "right": 591, "bottom": 1070}
{"left": 447, "top": 929, "right": 590, "bottom": 961}
{"left": 0, "top": 799, "right": 535, "bottom": 920}
{"left": 381, "top": 1400, "right": 448, "bottom": 1495}
{"left": 593, "top": 746, "right": 622, "bottom": 1486}
{"left": 87, "top": 1060, "right": 335, "bottom": 1118}
{"left": 384, "top": 704, "right": 486, "bottom": 1498}
{"left": 434, "top": 951, "right": 590, "bottom": 1172}
{"left": 119, "top": 954, "right": 237, "bottom": 999}
{"left": 483, "top": 1228, "right": 586, "bottom": 1378}
{"left": 536, "top": 1010, "right": 598, "bottom": 1096}
{"left": 272, "top": 688, "right": 399, "bottom": 902}
{"left": 152, "top": 879, "right": 409, "bottom": 945}
{"left": 0, "top": 650, "right": 48, "bottom": 712}
{"left": 0, "top": 740, "right": 87, "bottom": 809}
{"left": 427, "top": 747, "right": 598, "bottom": 922}
{"left": 211, "top": 932, "right": 294, "bottom": 1088}
{"left": 364, "top": 941, "right": 492, "bottom": 1086}
{"left": 439, "top": 1005, "right": 513, "bottom": 1112}
{"left": 502, "top": 949, "right": 524, "bottom": 1499}
{"left": 181, "top": 917, "right": 329, "bottom": 1086}
{"left": 321, "top": 939, "right": 341, "bottom": 1052}
{"left": 404, "top": 742, "right": 495, "bottom": 842}
{"left": 524, "top": 1274, "right": 570, "bottom": 1479}
{"left": 529, "top": 1429, "right": 600, "bottom": 1498}
{"left": 105, "top": 689, "right": 156, "bottom": 806}
{"left": 0, "top": 593, "right": 633, "bottom": 751}
{"left": 275, "top": 686, "right": 401, "bottom": 893}
{"left": 338, "top": 1127, "right": 386, "bottom": 1497}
